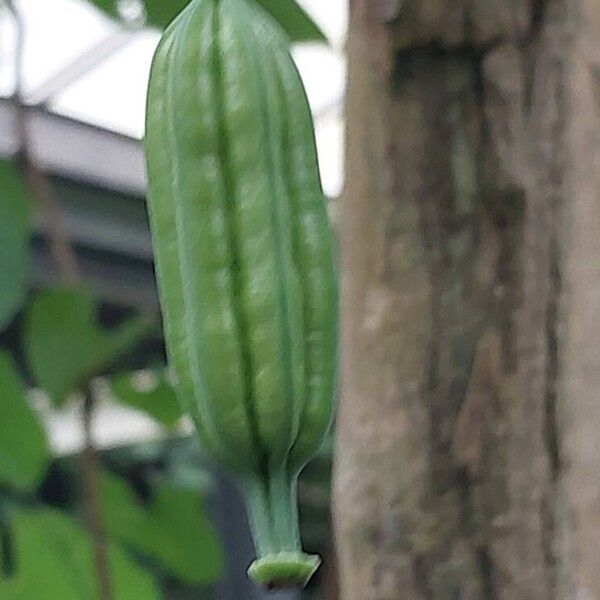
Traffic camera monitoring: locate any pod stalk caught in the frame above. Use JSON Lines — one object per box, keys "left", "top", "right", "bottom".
{"left": 241, "top": 467, "right": 320, "bottom": 589}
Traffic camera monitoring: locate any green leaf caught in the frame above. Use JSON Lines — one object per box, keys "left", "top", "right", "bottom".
{"left": 141, "top": 0, "right": 189, "bottom": 29}
{"left": 110, "top": 370, "right": 182, "bottom": 427}
{"left": 89, "top": 0, "right": 326, "bottom": 42}
{"left": 161, "top": 438, "right": 214, "bottom": 493}
{"left": 0, "top": 509, "right": 159, "bottom": 599}
{"left": 25, "top": 288, "right": 151, "bottom": 406}
{"left": 0, "top": 353, "right": 50, "bottom": 489}
{"left": 101, "top": 472, "right": 223, "bottom": 584}
{"left": 0, "top": 160, "right": 30, "bottom": 330}
{"left": 254, "top": 0, "right": 326, "bottom": 42}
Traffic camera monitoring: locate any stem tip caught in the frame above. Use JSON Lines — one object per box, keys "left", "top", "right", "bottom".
{"left": 248, "top": 551, "right": 321, "bottom": 590}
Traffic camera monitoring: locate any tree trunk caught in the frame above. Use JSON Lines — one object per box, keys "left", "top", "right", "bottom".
{"left": 334, "top": 1, "right": 600, "bottom": 598}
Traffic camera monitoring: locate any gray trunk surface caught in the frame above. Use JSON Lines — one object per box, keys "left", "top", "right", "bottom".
{"left": 334, "top": 1, "right": 600, "bottom": 598}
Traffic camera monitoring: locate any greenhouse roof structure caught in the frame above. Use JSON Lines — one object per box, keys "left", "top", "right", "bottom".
{"left": 0, "top": 0, "right": 346, "bottom": 197}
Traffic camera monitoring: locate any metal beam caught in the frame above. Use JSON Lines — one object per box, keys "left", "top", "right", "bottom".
{"left": 26, "top": 29, "right": 138, "bottom": 106}
{"left": 0, "top": 98, "right": 146, "bottom": 195}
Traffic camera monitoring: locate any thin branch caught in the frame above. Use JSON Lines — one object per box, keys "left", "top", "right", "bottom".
{"left": 7, "top": 0, "right": 80, "bottom": 284}
{"left": 5, "top": 3, "right": 112, "bottom": 598}
{"left": 82, "top": 386, "right": 113, "bottom": 600}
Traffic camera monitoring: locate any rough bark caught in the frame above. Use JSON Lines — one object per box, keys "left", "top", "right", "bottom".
{"left": 334, "top": 1, "right": 600, "bottom": 598}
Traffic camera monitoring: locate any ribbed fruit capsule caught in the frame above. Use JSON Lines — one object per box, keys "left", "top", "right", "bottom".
{"left": 145, "top": 0, "right": 338, "bottom": 589}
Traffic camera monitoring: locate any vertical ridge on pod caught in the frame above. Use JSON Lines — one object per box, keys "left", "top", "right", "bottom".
{"left": 247, "top": 6, "right": 339, "bottom": 472}
{"left": 166, "top": 0, "right": 259, "bottom": 469}
{"left": 216, "top": 0, "right": 305, "bottom": 464}
{"left": 145, "top": 7, "right": 230, "bottom": 465}
{"left": 239, "top": 0, "right": 306, "bottom": 462}
{"left": 210, "top": 0, "right": 265, "bottom": 469}
{"left": 279, "top": 42, "right": 339, "bottom": 471}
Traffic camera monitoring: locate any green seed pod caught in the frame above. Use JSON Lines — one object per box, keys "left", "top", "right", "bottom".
{"left": 145, "top": 0, "right": 338, "bottom": 589}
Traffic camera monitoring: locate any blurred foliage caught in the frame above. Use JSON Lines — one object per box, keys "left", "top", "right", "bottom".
{"left": 0, "top": 509, "right": 160, "bottom": 599}
{"left": 0, "top": 353, "right": 50, "bottom": 490}
{"left": 110, "top": 370, "right": 182, "bottom": 427}
{"left": 25, "top": 288, "right": 151, "bottom": 406}
{"left": 0, "top": 160, "right": 30, "bottom": 330}
{"left": 101, "top": 472, "right": 223, "bottom": 584}
{"left": 89, "top": 0, "right": 326, "bottom": 42}
{"left": 106, "top": 435, "right": 214, "bottom": 494}
{"left": 157, "top": 438, "right": 214, "bottom": 493}
{"left": 252, "top": 0, "right": 326, "bottom": 42}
